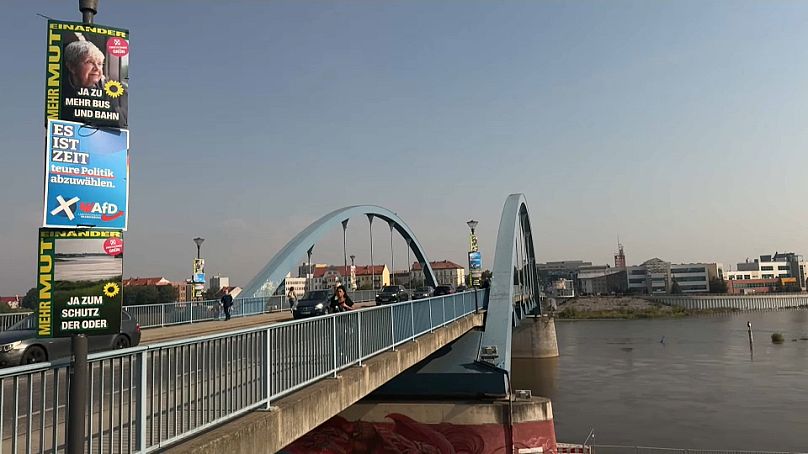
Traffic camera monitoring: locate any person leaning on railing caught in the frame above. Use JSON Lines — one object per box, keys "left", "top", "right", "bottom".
{"left": 330, "top": 285, "right": 354, "bottom": 313}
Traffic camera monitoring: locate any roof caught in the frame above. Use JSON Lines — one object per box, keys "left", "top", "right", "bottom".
{"left": 0, "top": 297, "right": 20, "bottom": 303}
{"left": 411, "top": 260, "right": 464, "bottom": 271}
{"left": 123, "top": 277, "right": 171, "bottom": 286}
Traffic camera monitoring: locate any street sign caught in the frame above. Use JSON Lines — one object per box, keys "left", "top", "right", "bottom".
{"left": 37, "top": 228, "right": 123, "bottom": 338}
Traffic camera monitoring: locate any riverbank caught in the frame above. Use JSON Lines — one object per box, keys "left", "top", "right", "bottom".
{"left": 554, "top": 296, "right": 737, "bottom": 319}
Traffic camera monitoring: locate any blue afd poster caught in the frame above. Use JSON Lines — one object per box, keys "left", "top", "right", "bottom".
{"left": 43, "top": 120, "right": 129, "bottom": 230}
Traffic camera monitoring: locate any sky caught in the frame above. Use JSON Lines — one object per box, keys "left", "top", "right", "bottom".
{"left": 2, "top": 0, "right": 808, "bottom": 294}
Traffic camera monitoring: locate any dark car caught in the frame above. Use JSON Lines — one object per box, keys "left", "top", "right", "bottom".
{"left": 0, "top": 311, "right": 141, "bottom": 367}
{"left": 456, "top": 285, "right": 468, "bottom": 292}
{"left": 375, "top": 285, "right": 410, "bottom": 305}
{"left": 292, "top": 290, "right": 332, "bottom": 319}
{"left": 412, "top": 286, "right": 434, "bottom": 300}
{"left": 434, "top": 285, "right": 455, "bottom": 296}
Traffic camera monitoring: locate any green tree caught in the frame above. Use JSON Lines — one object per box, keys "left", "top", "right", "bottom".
{"left": 204, "top": 286, "right": 220, "bottom": 300}
{"left": 709, "top": 278, "right": 727, "bottom": 294}
{"left": 21, "top": 287, "right": 38, "bottom": 310}
{"left": 157, "top": 285, "right": 179, "bottom": 303}
{"left": 670, "top": 279, "right": 682, "bottom": 295}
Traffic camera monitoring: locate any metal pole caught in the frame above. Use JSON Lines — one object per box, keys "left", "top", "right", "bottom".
{"left": 79, "top": 0, "right": 98, "bottom": 24}
{"left": 367, "top": 214, "right": 375, "bottom": 291}
{"left": 407, "top": 245, "right": 413, "bottom": 289}
{"left": 341, "top": 219, "right": 349, "bottom": 286}
{"left": 68, "top": 334, "right": 88, "bottom": 454}
{"left": 388, "top": 221, "right": 395, "bottom": 286}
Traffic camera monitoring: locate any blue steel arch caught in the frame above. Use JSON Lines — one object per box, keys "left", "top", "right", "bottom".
{"left": 240, "top": 205, "right": 439, "bottom": 297}
{"left": 476, "top": 193, "right": 540, "bottom": 373}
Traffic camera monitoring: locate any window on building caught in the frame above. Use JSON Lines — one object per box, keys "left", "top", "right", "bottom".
{"left": 778, "top": 266, "right": 790, "bottom": 271}
{"left": 761, "top": 266, "right": 774, "bottom": 271}
{"left": 629, "top": 278, "right": 644, "bottom": 284}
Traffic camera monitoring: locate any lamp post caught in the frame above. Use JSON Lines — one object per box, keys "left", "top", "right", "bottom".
{"left": 341, "top": 219, "right": 349, "bottom": 286}
{"left": 388, "top": 220, "right": 395, "bottom": 286}
{"left": 192, "top": 237, "right": 205, "bottom": 301}
{"left": 467, "top": 220, "right": 481, "bottom": 313}
{"left": 350, "top": 254, "right": 356, "bottom": 290}
{"left": 193, "top": 237, "right": 204, "bottom": 259}
{"left": 367, "top": 214, "right": 375, "bottom": 291}
{"left": 406, "top": 238, "right": 412, "bottom": 289}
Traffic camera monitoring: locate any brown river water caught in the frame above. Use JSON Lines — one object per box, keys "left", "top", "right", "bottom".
{"left": 510, "top": 310, "right": 808, "bottom": 451}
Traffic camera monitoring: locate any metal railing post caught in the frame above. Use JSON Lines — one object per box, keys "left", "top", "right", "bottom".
{"left": 136, "top": 350, "right": 148, "bottom": 451}
{"left": 429, "top": 297, "right": 433, "bottom": 332}
{"left": 161, "top": 304, "right": 166, "bottom": 327}
{"left": 357, "top": 314, "right": 363, "bottom": 366}
{"left": 332, "top": 316, "right": 339, "bottom": 377}
{"left": 410, "top": 300, "right": 415, "bottom": 339}
{"left": 442, "top": 296, "right": 446, "bottom": 326}
{"left": 264, "top": 328, "right": 272, "bottom": 409}
{"left": 390, "top": 305, "right": 396, "bottom": 351}
{"left": 190, "top": 302, "right": 194, "bottom": 324}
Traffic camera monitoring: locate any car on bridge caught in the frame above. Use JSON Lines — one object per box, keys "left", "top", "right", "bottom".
{"left": 434, "top": 285, "right": 455, "bottom": 296}
{"left": 292, "top": 290, "right": 332, "bottom": 319}
{"left": 375, "top": 285, "right": 410, "bottom": 305}
{"left": 0, "top": 311, "right": 142, "bottom": 367}
{"left": 412, "top": 286, "right": 435, "bottom": 300}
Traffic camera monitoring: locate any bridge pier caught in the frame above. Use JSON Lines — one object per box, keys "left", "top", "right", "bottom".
{"left": 512, "top": 315, "right": 559, "bottom": 359}
{"left": 284, "top": 398, "right": 557, "bottom": 453}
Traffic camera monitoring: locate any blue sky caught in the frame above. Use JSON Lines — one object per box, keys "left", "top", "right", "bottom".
{"left": 2, "top": 1, "right": 808, "bottom": 294}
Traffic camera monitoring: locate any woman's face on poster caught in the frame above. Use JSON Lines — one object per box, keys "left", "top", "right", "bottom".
{"left": 72, "top": 55, "right": 104, "bottom": 87}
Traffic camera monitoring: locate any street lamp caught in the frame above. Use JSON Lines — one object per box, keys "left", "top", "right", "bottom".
{"left": 193, "top": 237, "right": 205, "bottom": 259}
{"left": 466, "top": 220, "right": 478, "bottom": 235}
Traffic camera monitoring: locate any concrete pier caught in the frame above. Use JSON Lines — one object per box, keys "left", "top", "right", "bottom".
{"left": 284, "top": 398, "right": 557, "bottom": 453}
{"left": 512, "top": 315, "right": 559, "bottom": 359}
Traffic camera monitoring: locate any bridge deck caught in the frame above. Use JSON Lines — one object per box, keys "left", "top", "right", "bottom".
{"left": 140, "top": 303, "right": 375, "bottom": 344}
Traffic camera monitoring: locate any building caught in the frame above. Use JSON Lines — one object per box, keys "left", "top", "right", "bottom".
{"left": 725, "top": 253, "right": 807, "bottom": 290}
{"left": 276, "top": 275, "right": 307, "bottom": 298}
{"left": 725, "top": 277, "right": 798, "bottom": 295}
{"left": 306, "top": 265, "right": 390, "bottom": 291}
{"left": 209, "top": 275, "right": 230, "bottom": 290}
{"left": 614, "top": 242, "right": 626, "bottom": 269}
{"left": 123, "top": 277, "right": 172, "bottom": 287}
{"left": 0, "top": 296, "right": 21, "bottom": 310}
{"left": 548, "top": 278, "right": 576, "bottom": 298}
{"left": 123, "top": 276, "right": 193, "bottom": 302}
{"left": 411, "top": 261, "right": 465, "bottom": 287}
{"left": 578, "top": 269, "right": 627, "bottom": 295}
{"left": 626, "top": 259, "right": 716, "bottom": 294}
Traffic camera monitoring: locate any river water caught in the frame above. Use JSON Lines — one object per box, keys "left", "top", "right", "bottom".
{"left": 510, "top": 310, "right": 808, "bottom": 451}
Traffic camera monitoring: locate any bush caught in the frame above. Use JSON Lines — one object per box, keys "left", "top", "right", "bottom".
{"left": 772, "top": 332, "right": 785, "bottom": 344}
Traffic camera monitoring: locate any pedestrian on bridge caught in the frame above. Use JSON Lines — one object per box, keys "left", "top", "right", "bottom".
{"left": 330, "top": 285, "right": 354, "bottom": 313}
{"left": 220, "top": 288, "right": 234, "bottom": 321}
{"left": 287, "top": 286, "right": 297, "bottom": 311}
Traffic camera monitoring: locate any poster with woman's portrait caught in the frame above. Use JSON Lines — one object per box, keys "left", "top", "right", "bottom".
{"left": 45, "top": 20, "right": 129, "bottom": 129}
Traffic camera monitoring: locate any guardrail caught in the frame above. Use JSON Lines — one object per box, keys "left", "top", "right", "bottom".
{"left": 0, "top": 290, "right": 381, "bottom": 331}
{"left": 0, "top": 313, "right": 31, "bottom": 331}
{"left": 595, "top": 445, "right": 806, "bottom": 454}
{"left": 651, "top": 294, "right": 808, "bottom": 311}
{"left": 0, "top": 289, "right": 484, "bottom": 453}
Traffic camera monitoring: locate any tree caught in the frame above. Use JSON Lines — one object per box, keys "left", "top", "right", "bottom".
{"left": 203, "top": 286, "right": 220, "bottom": 301}
{"left": 21, "top": 287, "right": 38, "bottom": 310}
{"left": 157, "top": 285, "right": 179, "bottom": 303}
{"left": 709, "top": 278, "right": 727, "bottom": 294}
{"left": 670, "top": 279, "right": 682, "bottom": 295}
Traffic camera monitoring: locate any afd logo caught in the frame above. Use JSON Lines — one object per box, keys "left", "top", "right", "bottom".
{"left": 79, "top": 201, "right": 125, "bottom": 222}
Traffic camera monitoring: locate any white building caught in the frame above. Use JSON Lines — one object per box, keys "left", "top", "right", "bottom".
{"left": 627, "top": 259, "right": 717, "bottom": 294}
{"left": 725, "top": 253, "right": 806, "bottom": 289}
{"left": 209, "top": 275, "right": 230, "bottom": 290}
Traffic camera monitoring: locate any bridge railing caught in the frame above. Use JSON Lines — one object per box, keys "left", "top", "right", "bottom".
{"left": 0, "top": 290, "right": 382, "bottom": 331}
{"left": 0, "top": 289, "right": 484, "bottom": 453}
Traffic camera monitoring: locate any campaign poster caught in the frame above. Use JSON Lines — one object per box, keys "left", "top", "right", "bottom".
{"left": 45, "top": 20, "right": 129, "bottom": 129}
{"left": 37, "top": 229, "right": 123, "bottom": 338}
{"left": 43, "top": 119, "right": 129, "bottom": 230}
{"left": 469, "top": 251, "right": 483, "bottom": 286}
